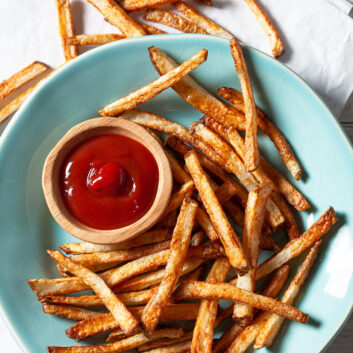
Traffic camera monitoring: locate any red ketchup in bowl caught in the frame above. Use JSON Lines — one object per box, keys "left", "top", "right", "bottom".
{"left": 60, "top": 134, "right": 159, "bottom": 230}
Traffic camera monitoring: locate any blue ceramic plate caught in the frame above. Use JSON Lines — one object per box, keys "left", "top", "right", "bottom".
{"left": 0, "top": 34, "right": 352, "bottom": 353}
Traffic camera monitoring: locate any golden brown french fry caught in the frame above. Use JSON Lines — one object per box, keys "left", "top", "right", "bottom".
{"left": 256, "top": 207, "right": 336, "bottom": 280}
{"left": 218, "top": 87, "right": 302, "bottom": 181}
{"left": 47, "top": 328, "right": 184, "bottom": 353}
{"left": 67, "top": 33, "right": 125, "bottom": 46}
{"left": 68, "top": 304, "right": 198, "bottom": 340}
{"left": 174, "top": 2, "right": 232, "bottom": 38}
{"left": 140, "top": 23, "right": 167, "bottom": 35}
{"left": 191, "top": 258, "right": 230, "bottom": 353}
{"left": 42, "top": 304, "right": 98, "bottom": 321}
{"left": 56, "top": 264, "right": 72, "bottom": 278}
{"left": 175, "top": 281, "right": 308, "bottom": 323}
{"left": 196, "top": 207, "right": 218, "bottom": 242}
{"left": 87, "top": 0, "right": 146, "bottom": 37}
{"left": 138, "top": 332, "right": 193, "bottom": 352}
{"left": 141, "top": 198, "right": 198, "bottom": 334}
{"left": 182, "top": 265, "right": 204, "bottom": 282}
{"left": 243, "top": 0, "right": 284, "bottom": 57}
{"left": 230, "top": 38, "right": 259, "bottom": 171}
{"left": 0, "top": 61, "right": 49, "bottom": 101}
{"left": 255, "top": 241, "right": 321, "bottom": 349}
{"left": 39, "top": 287, "right": 158, "bottom": 307}
{"left": 60, "top": 229, "right": 170, "bottom": 254}
{"left": 143, "top": 340, "right": 192, "bottom": 353}
{"left": 55, "top": 0, "right": 77, "bottom": 61}
{"left": 100, "top": 49, "right": 207, "bottom": 116}
{"left": 144, "top": 9, "right": 207, "bottom": 34}
{"left": 47, "top": 250, "right": 139, "bottom": 336}
{"left": 234, "top": 182, "right": 272, "bottom": 324}
{"left": 190, "top": 230, "right": 204, "bottom": 246}
{"left": 185, "top": 150, "right": 249, "bottom": 274}
{"left": 119, "top": 0, "right": 178, "bottom": 12}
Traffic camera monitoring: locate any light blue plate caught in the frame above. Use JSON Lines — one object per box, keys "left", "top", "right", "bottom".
{"left": 0, "top": 34, "right": 352, "bottom": 353}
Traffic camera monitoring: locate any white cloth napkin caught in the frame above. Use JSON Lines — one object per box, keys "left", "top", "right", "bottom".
{"left": 327, "top": 0, "right": 353, "bottom": 16}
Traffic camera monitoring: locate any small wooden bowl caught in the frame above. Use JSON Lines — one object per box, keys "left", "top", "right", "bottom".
{"left": 42, "top": 118, "right": 172, "bottom": 244}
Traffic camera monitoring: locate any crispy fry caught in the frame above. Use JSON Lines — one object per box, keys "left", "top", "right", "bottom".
{"left": 60, "top": 229, "right": 170, "bottom": 254}
{"left": 148, "top": 46, "right": 245, "bottom": 129}
{"left": 182, "top": 265, "right": 204, "bottom": 282}
{"left": 57, "top": 264, "right": 72, "bottom": 278}
{"left": 138, "top": 332, "right": 193, "bottom": 352}
{"left": 119, "top": 0, "right": 178, "bottom": 12}
{"left": 256, "top": 207, "right": 336, "bottom": 280}
{"left": 162, "top": 181, "right": 194, "bottom": 216}
{"left": 234, "top": 182, "right": 272, "bottom": 324}
{"left": 39, "top": 287, "right": 158, "bottom": 307}
{"left": 196, "top": 207, "right": 218, "bottom": 242}
{"left": 0, "top": 61, "right": 49, "bottom": 101}
{"left": 140, "top": 23, "right": 167, "bottom": 35}
{"left": 185, "top": 150, "right": 249, "bottom": 274}
{"left": 47, "top": 328, "right": 184, "bottom": 353}
{"left": 255, "top": 241, "right": 321, "bottom": 349}
{"left": 144, "top": 9, "right": 207, "bottom": 34}
{"left": 68, "top": 304, "right": 198, "bottom": 340}
{"left": 43, "top": 304, "right": 98, "bottom": 321}
{"left": 141, "top": 198, "right": 198, "bottom": 334}
{"left": 47, "top": 250, "right": 139, "bottom": 336}
{"left": 175, "top": 281, "right": 308, "bottom": 323}
{"left": 218, "top": 87, "right": 302, "bottom": 180}
{"left": 190, "top": 230, "right": 204, "bottom": 246}
{"left": 144, "top": 340, "right": 192, "bottom": 353}
{"left": 87, "top": 0, "right": 146, "bottom": 37}
{"left": 100, "top": 49, "right": 207, "bottom": 116}
{"left": 243, "top": 0, "right": 284, "bottom": 57}
{"left": 174, "top": 2, "right": 232, "bottom": 38}
{"left": 230, "top": 38, "right": 259, "bottom": 171}
{"left": 55, "top": 0, "right": 77, "bottom": 61}
{"left": 67, "top": 34, "right": 125, "bottom": 46}
{"left": 191, "top": 258, "right": 230, "bottom": 353}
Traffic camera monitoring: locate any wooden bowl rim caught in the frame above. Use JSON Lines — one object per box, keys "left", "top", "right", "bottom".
{"left": 42, "top": 117, "right": 172, "bottom": 244}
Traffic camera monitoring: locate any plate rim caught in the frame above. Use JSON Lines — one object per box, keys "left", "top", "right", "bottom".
{"left": 0, "top": 33, "right": 352, "bottom": 353}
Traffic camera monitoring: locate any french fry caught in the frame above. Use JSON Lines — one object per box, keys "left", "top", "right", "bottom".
{"left": 39, "top": 287, "right": 158, "bottom": 307}
{"left": 57, "top": 264, "right": 72, "bottom": 278}
{"left": 42, "top": 304, "right": 98, "bottom": 321}
{"left": 100, "top": 49, "right": 207, "bottom": 116}
{"left": 182, "top": 265, "right": 204, "bottom": 282}
{"left": 243, "top": 0, "right": 284, "bottom": 57}
{"left": 47, "top": 328, "right": 184, "bottom": 353}
{"left": 68, "top": 304, "right": 199, "bottom": 340}
{"left": 260, "top": 234, "right": 281, "bottom": 253}
{"left": 55, "top": 0, "right": 77, "bottom": 61}
{"left": 148, "top": 46, "right": 245, "bottom": 129}
{"left": 138, "top": 332, "right": 193, "bottom": 352}
{"left": 119, "top": 0, "right": 178, "bottom": 12}
{"left": 143, "top": 340, "right": 192, "bottom": 353}
{"left": 162, "top": 181, "right": 195, "bottom": 216}
{"left": 255, "top": 241, "right": 321, "bottom": 349}
{"left": 174, "top": 281, "right": 308, "bottom": 323}
{"left": 218, "top": 87, "right": 302, "bottom": 181}
{"left": 144, "top": 9, "right": 207, "bottom": 34}
{"left": 47, "top": 250, "right": 139, "bottom": 336}
{"left": 87, "top": 0, "right": 146, "bottom": 37}
{"left": 157, "top": 210, "right": 178, "bottom": 229}
{"left": 196, "top": 207, "right": 218, "bottom": 242}
{"left": 256, "top": 207, "right": 336, "bottom": 280}
{"left": 190, "top": 230, "right": 204, "bottom": 246}
{"left": 141, "top": 198, "right": 198, "bottom": 334}
{"left": 230, "top": 38, "right": 259, "bottom": 171}
{"left": 60, "top": 229, "right": 170, "bottom": 254}
{"left": 174, "top": 2, "right": 232, "bottom": 38}
{"left": 234, "top": 182, "right": 272, "bottom": 325}
{"left": 0, "top": 61, "right": 49, "bottom": 101}
{"left": 140, "top": 23, "right": 167, "bottom": 35}
{"left": 213, "top": 265, "right": 289, "bottom": 353}
{"left": 191, "top": 257, "right": 230, "bottom": 353}
{"left": 67, "top": 34, "right": 125, "bottom": 46}
{"left": 185, "top": 150, "right": 250, "bottom": 274}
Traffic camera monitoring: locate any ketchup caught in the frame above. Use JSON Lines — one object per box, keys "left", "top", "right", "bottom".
{"left": 60, "top": 134, "right": 159, "bottom": 230}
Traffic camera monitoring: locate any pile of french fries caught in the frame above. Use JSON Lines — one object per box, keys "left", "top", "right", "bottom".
{"left": 27, "top": 37, "right": 339, "bottom": 352}
{"left": 1, "top": 0, "right": 284, "bottom": 125}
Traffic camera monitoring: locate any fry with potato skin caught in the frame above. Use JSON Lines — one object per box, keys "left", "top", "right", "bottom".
{"left": 144, "top": 9, "right": 207, "bottom": 34}
{"left": 47, "top": 250, "right": 139, "bottom": 336}
{"left": 255, "top": 241, "right": 321, "bottom": 349}
{"left": 174, "top": 2, "right": 233, "bottom": 38}
{"left": 234, "top": 182, "right": 272, "bottom": 324}
{"left": 230, "top": 38, "right": 259, "bottom": 171}
{"left": 140, "top": 23, "right": 167, "bottom": 35}
{"left": 144, "top": 340, "right": 192, "bottom": 353}
{"left": 174, "top": 281, "right": 308, "bottom": 323}
{"left": 47, "top": 328, "right": 184, "bottom": 353}
{"left": 55, "top": 0, "right": 77, "bottom": 61}
{"left": 43, "top": 304, "right": 98, "bottom": 321}
{"left": 138, "top": 332, "right": 193, "bottom": 352}
{"left": 191, "top": 257, "right": 230, "bottom": 353}
{"left": 256, "top": 207, "right": 336, "bottom": 280}
{"left": 86, "top": 0, "right": 146, "bottom": 37}
{"left": 119, "top": 0, "right": 178, "bottom": 12}
{"left": 67, "top": 34, "right": 125, "bottom": 46}
{"left": 185, "top": 150, "right": 250, "bottom": 274}
{"left": 243, "top": 0, "right": 284, "bottom": 57}
{"left": 141, "top": 198, "right": 198, "bottom": 334}
{"left": 100, "top": 49, "right": 207, "bottom": 116}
